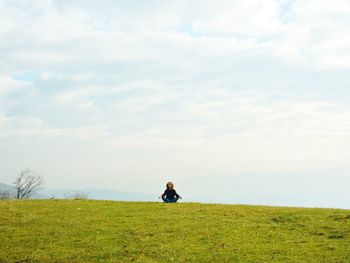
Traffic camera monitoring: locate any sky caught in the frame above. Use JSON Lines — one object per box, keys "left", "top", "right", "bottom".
{"left": 1, "top": 0, "right": 350, "bottom": 208}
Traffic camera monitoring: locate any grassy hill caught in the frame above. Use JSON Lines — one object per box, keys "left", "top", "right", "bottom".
{"left": 0, "top": 200, "right": 349, "bottom": 262}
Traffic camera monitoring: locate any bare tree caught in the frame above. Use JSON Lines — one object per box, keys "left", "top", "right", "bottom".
{"left": 13, "top": 168, "right": 43, "bottom": 199}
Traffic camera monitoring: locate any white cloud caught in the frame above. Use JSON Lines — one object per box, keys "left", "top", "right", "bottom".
{"left": 0, "top": 75, "right": 30, "bottom": 97}
{"left": 0, "top": 1, "right": 350, "bottom": 206}
{"left": 190, "top": 0, "right": 282, "bottom": 37}
{"left": 272, "top": 0, "right": 350, "bottom": 68}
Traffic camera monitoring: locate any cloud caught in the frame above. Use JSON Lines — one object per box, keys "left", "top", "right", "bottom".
{"left": 0, "top": 75, "right": 30, "bottom": 97}
{"left": 0, "top": 0, "right": 350, "bottom": 204}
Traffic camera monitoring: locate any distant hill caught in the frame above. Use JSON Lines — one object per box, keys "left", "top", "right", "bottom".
{"left": 40, "top": 187, "right": 156, "bottom": 201}
{"left": 0, "top": 182, "right": 15, "bottom": 195}
{"left": 0, "top": 182, "right": 155, "bottom": 201}
{"left": 0, "top": 182, "right": 15, "bottom": 192}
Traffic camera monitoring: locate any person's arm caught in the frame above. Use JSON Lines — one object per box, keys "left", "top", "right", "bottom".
{"left": 159, "top": 190, "right": 166, "bottom": 198}
{"left": 174, "top": 190, "right": 182, "bottom": 199}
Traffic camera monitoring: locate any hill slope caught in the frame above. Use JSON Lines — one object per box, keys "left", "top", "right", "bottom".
{"left": 0, "top": 200, "right": 349, "bottom": 262}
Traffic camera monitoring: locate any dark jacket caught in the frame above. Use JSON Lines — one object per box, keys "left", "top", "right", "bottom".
{"left": 161, "top": 189, "right": 179, "bottom": 199}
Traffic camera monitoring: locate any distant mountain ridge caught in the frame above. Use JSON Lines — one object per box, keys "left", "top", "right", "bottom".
{"left": 0, "top": 182, "right": 155, "bottom": 201}
{"left": 0, "top": 182, "right": 15, "bottom": 193}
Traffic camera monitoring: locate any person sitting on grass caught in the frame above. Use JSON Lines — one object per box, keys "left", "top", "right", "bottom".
{"left": 159, "top": 182, "right": 182, "bottom": 203}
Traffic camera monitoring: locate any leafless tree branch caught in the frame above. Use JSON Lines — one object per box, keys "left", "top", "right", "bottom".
{"left": 13, "top": 168, "right": 43, "bottom": 199}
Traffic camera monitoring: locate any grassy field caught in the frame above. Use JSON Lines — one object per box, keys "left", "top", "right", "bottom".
{"left": 0, "top": 200, "right": 349, "bottom": 262}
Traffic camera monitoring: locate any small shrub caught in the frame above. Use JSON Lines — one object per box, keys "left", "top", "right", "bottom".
{"left": 65, "top": 191, "right": 89, "bottom": 200}
{"left": 0, "top": 190, "right": 11, "bottom": 200}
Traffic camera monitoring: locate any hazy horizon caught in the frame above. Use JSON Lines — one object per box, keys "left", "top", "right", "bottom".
{"left": 1, "top": 1, "right": 350, "bottom": 209}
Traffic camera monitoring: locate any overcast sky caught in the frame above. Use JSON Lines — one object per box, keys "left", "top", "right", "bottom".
{"left": 1, "top": 0, "right": 350, "bottom": 208}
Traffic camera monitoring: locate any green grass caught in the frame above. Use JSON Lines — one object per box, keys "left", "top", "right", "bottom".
{"left": 1, "top": 200, "right": 350, "bottom": 262}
